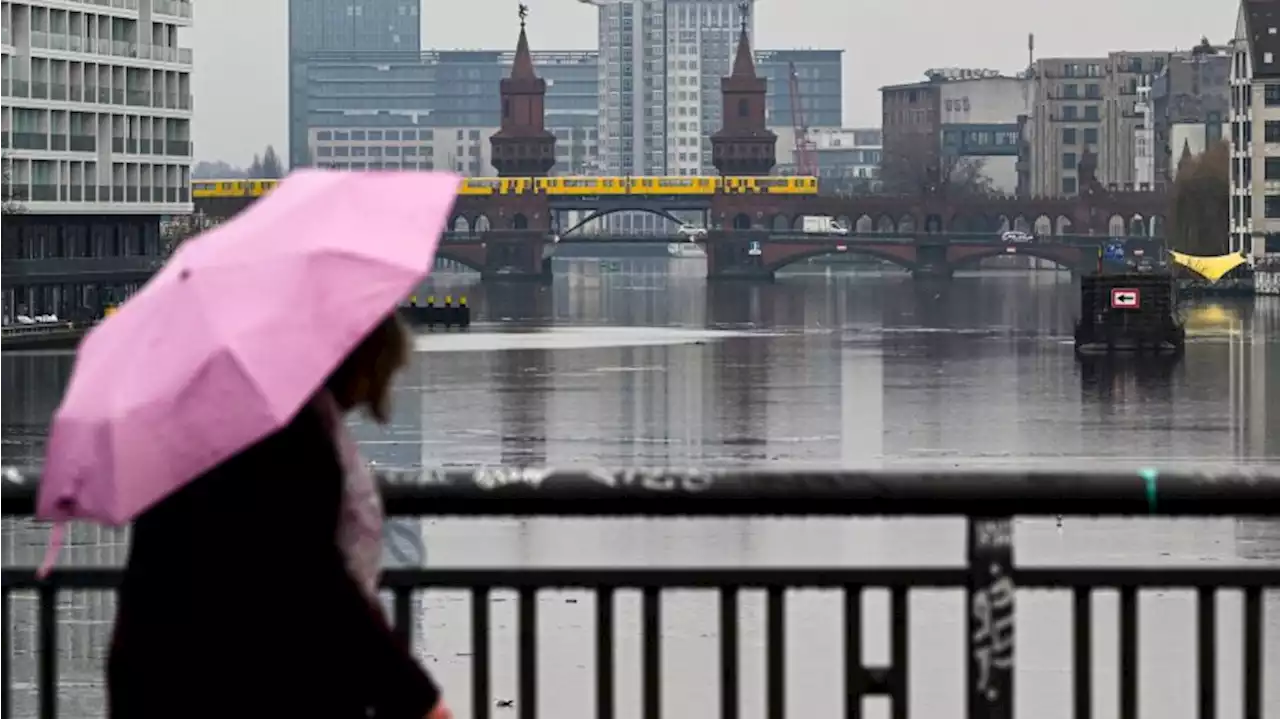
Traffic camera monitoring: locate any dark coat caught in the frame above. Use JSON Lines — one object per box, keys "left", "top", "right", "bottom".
{"left": 107, "top": 404, "right": 440, "bottom": 719}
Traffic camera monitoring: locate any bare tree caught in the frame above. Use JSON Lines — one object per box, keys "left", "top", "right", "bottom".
{"left": 260, "top": 146, "right": 284, "bottom": 178}
{"left": 879, "top": 131, "right": 994, "bottom": 197}
{"left": 1169, "top": 140, "right": 1229, "bottom": 256}
{"left": 2, "top": 161, "right": 26, "bottom": 215}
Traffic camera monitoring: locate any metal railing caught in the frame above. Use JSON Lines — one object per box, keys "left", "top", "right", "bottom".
{"left": 1, "top": 468, "right": 1277, "bottom": 719}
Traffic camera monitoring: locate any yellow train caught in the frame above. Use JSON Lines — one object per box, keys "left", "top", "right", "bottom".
{"left": 192, "top": 175, "right": 819, "bottom": 199}
{"left": 460, "top": 175, "right": 819, "bottom": 196}
{"left": 192, "top": 179, "right": 281, "bottom": 198}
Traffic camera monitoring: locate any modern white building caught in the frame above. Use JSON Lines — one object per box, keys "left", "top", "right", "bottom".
{"left": 1229, "top": 0, "right": 1280, "bottom": 259}
{"left": 589, "top": 0, "right": 754, "bottom": 177}
{"left": 1, "top": 0, "right": 195, "bottom": 215}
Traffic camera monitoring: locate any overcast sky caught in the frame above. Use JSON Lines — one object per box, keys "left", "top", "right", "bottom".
{"left": 191, "top": 0, "right": 1236, "bottom": 166}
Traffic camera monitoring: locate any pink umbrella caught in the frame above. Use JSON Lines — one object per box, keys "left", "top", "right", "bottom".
{"left": 37, "top": 169, "right": 461, "bottom": 532}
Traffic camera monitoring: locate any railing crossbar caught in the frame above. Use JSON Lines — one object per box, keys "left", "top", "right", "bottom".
{"left": 3, "top": 466, "right": 1277, "bottom": 719}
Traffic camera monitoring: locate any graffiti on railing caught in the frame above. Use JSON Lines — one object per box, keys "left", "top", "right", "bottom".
{"left": 972, "top": 563, "right": 1015, "bottom": 698}
{"left": 969, "top": 517, "right": 1015, "bottom": 714}
{"left": 586, "top": 468, "right": 716, "bottom": 493}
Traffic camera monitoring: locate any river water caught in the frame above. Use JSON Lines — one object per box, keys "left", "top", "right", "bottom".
{"left": 2, "top": 262, "right": 1279, "bottom": 718}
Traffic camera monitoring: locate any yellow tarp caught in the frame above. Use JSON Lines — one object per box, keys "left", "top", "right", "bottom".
{"left": 1169, "top": 251, "right": 1247, "bottom": 282}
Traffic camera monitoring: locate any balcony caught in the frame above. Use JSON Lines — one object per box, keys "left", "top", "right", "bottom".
{"left": 152, "top": 0, "right": 193, "bottom": 18}
{"left": 49, "top": 135, "right": 67, "bottom": 151}
{"left": 166, "top": 139, "right": 191, "bottom": 156}
{"left": 29, "top": 32, "right": 192, "bottom": 67}
{"left": 29, "top": 184, "right": 58, "bottom": 201}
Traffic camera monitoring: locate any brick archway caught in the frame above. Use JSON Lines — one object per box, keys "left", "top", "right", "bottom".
{"left": 762, "top": 242, "right": 919, "bottom": 273}
{"left": 945, "top": 244, "right": 1091, "bottom": 272}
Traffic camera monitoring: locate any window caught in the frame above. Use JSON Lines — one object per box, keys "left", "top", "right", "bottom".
{"left": 1266, "top": 84, "right": 1280, "bottom": 107}
{"left": 317, "top": 146, "right": 332, "bottom": 157}
{"left": 1085, "top": 83, "right": 1102, "bottom": 99}
{"left": 1062, "top": 105, "right": 1078, "bottom": 120}
{"left": 1063, "top": 84, "right": 1079, "bottom": 99}
{"left": 317, "top": 131, "right": 333, "bottom": 141}
{"left": 1083, "top": 105, "right": 1100, "bottom": 121}
{"left": 1266, "top": 194, "right": 1280, "bottom": 218}
{"left": 1062, "top": 177, "right": 1077, "bottom": 194}
{"left": 1083, "top": 127, "right": 1099, "bottom": 144}
{"left": 1267, "top": 121, "right": 1280, "bottom": 143}
{"left": 1062, "top": 152, "right": 1077, "bottom": 170}
{"left": 351, "top": 131, "right": 366, "bottom": 141}
{"left": 738, "top": 98, "right": 749, "bottom": 117}
{"left": 1266, "top": 157, "right": 1280, "bottom": 180}
{"left": 1062, "top": 128, "right": 1077, "bottom": 145}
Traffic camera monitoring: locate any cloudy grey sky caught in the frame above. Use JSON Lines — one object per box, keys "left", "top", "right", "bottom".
{"left": 191, "top": 0, "right": 1235, "bottom": 166}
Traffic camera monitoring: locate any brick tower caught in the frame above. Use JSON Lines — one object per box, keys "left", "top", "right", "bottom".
{"left": 710, "top": 8, "right": 776, "bottom": 176}
{"left": 489, "top": 7, "right": 556, "bottom": 177}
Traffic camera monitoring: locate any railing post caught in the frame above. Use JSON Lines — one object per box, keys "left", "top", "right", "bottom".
{"left": 968, "top": 516, "right": 1014, "bottom": 719}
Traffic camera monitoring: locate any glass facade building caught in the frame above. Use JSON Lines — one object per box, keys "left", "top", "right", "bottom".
{"left": 288, "top": 0, "right": 420, "bottom": 54}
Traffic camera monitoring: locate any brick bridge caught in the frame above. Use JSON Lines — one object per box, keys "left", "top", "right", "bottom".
{"left": 196, "top": 17, "right": 1169, "bottom": 281}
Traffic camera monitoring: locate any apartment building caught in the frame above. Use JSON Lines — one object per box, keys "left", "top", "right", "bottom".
{"left": 881, "top": 69, "right": 1028, "bottom": 194}
{"left": 1, "top": 0, "right": 194, "bottom": 214}
{"left": 1026, "top": 51, "right": 1171, "bottom": 196}
{"left": 1229, "top": 0, "right": 1280, "bottom": 258}
{"left": 1152, "top": 42, "right": 1229, "bottom": 181}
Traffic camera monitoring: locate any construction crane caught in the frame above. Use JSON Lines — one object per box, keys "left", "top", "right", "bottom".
{"left": 788, "top": 62, "right": 818, "bottom": 176}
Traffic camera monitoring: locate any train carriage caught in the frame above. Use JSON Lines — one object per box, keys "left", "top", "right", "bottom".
{"left": 195, "top": 174, "right": 819, "bottom": 199}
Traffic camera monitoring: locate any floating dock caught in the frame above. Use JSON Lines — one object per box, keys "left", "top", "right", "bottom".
{"left": 1, "top": 323, "right": 90, "bottom": 351}
{"left": 401, "top": 295, "right": 471, "bottom": 329}
{"left": 1074, "top": 272, "right": 1185, "bottom": 355}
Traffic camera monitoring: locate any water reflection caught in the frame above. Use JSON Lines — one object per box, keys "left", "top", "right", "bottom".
{"left": 2, "top": 269, "right": 1278, "bottom": 718}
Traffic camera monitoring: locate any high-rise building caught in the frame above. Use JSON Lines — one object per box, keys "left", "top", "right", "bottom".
{"left": 1, "top": 0, "right": 194, "bottom": 213}
{"left": 287, "top": 0, "right": 421, "bottom": 168}
{"left": 589, "top": 0, "right": 754, "bottom": 176}
{"left": 1, "top": 0, "right": 195, "bottom": 322}
{"left": 288, "top": 0, "right": 420, "bottom": 54}
{"left": 293, "top": 50, "right": 599, "bottom": 176}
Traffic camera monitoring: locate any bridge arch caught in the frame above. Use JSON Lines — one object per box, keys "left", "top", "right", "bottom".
{"left": 474, "top": 214, "right": 492, "bottom": 232}
{"left": 773, "top": 214, "right": 790, "bottom": 231}
{"left": 1055, "top": 215, "right": 1073, "bottom": 235}
{"left": 855, "top": 215, "right": 874, "bottom": 233}
{"left": 434, "top": 249, "right": 487, "bottom": 273}
{"left": 876, "top": 215, "right": 895, "bottom": 233}
{"left": 1107, "top": 214, "right": 1126, "bottom": 236}
{"left": 558, "top": 206, "right": 686, "bottom": 237}
{"left": 512, "top": 213, "right": 529, "bottom": 230}
{"left": 1033, "top": 214, "right": 1053, "bottom": 236}
{"left": 452, "top": 215, "right": 471, "bottom": 233}
{"left": 947, "top": 244, "right": 1087, "bottom": 272}
{"left": 764, "top": 244, "right": 918, "bottom": 274}
{"left": 733, "top": 213, "right": 752, "bottom": 230}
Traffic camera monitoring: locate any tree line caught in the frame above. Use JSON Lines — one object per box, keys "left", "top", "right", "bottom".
{"left": 192, "top": 145, "right": 284, "bottom": 180}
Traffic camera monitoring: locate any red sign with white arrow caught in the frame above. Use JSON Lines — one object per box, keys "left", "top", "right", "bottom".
{"left": 1110, "top": 288, "right": 1140, "bottom": 309}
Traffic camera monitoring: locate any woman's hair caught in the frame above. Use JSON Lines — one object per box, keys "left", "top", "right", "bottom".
{"left": 325, "top": 313, "right": 409, "bottom": 424}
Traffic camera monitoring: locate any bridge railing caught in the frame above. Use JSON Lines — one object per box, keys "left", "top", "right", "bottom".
{"left": 2, "top": 468, "right": 1276, "bottom": 719}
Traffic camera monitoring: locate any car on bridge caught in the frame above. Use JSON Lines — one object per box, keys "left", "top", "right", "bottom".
{"left": 677, "top": 224, "right": 708, "bottom": 240}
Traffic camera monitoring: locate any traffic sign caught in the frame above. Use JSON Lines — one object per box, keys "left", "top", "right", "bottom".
{"left": 1110, "top": 288, "right": 1140, "bottom": 309}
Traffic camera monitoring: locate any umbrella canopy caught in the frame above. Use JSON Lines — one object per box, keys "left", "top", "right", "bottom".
{"left": 37, "top": 170, "right": 461, "bottom": 526}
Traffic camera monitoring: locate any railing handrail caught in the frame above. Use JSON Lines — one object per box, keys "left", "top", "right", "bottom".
{"left": 4, "top": 466, "right": 1279, "bottom": 517}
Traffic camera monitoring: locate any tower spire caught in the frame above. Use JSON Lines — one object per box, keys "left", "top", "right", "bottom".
{"left": 489, "top": 3, "right": 556, "bottom": 176}
{"left": 710, "top": 1, "right": 776, "bottom": 176}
